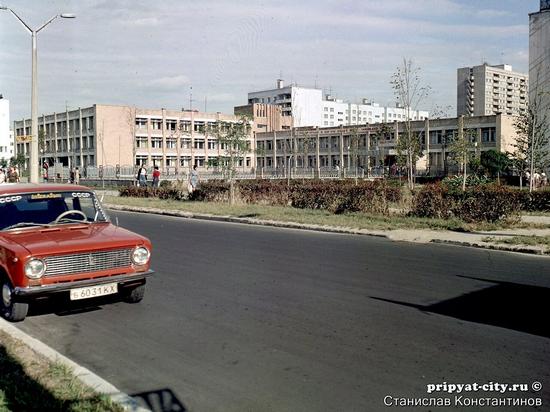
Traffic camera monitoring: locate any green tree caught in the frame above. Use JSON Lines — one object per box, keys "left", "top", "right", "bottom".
{"left": 481, "top": 150, "right": 510, "bottom": 183}
{"left": 214, "top": 117, "right": 252, "bottom": 205}
{"left": 390, "top": 58, "right": 431, "bottom": 189}
{"left": 512, "top": 83, "right": 550, "bottom": 192}
{"left": 448, "top": 121, "right": 476, "bottom": 191}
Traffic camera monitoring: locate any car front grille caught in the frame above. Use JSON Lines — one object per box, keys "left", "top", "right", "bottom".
{"left": 44, "top": 248, "right": 133, "bottom": 277}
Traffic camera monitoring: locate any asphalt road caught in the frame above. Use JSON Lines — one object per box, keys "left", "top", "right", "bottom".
{"left": 16, "top": 211, "right": 550, "bottom": 412}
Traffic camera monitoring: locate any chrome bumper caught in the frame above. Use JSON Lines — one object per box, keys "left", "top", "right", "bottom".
{"left": 13, "top": 270, "right": 154, "bottom": 300}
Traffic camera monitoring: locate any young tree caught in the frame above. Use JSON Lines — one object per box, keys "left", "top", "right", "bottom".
{"left": 448, "top": 127, "right": 476, "bottom": 191}
{"left": 369, "top": 122, "right": 393, "bottom": 176}
{"left": 390, "top": 58, "right": 431, "bottom": 189}
{"left": 481, "top": 150, "right": 510, "bottom": 183}
{"left": 512, "top": 86, "right": 550, "bottom": 192}
{"left": 214, "top": 116, "right": 252, "bottom": 205}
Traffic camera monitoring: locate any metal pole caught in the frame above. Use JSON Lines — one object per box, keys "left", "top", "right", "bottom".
{"left": 30, "top": 31, "right": 38, "bottom": 183}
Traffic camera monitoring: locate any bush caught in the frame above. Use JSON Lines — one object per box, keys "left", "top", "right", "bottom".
{"left": 411, "top": 183, "right": 521, "bottom": 222}
{"left": 411, "top": 184, "right": 450, "bottom": 219}
{"left": 442, "top": 175, "right": 492, "bottom": 192}
{"left": 516, "top": 190, "right": 550, "bottom": 212}
{"left": 119, "top": 186, "right": 185, "bottom": 200}
{"left": 188, "top": 181, "right": 229, "bottom": 202}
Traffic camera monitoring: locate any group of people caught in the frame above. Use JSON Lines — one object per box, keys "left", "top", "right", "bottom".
{"left": 525, "top": 171, "right": 548, "bottom": 189}
{"left": 136, "top": 165, "right": 200, "bottom": 193}
{"left": 0, "top": 167, "right": 20, "bottom": 184}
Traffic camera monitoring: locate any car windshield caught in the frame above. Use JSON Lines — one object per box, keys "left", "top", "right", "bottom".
{"left": 0, "top": 191, "right": 108, "bottom": 231}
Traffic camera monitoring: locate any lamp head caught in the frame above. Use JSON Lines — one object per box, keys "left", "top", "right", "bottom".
{"left": 60, "top": 13, "right": 76, "bottom": 18}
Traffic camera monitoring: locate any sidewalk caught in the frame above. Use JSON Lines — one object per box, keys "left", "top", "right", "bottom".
{"left": 105, "top": 203, "right": 550, "bottom": 256}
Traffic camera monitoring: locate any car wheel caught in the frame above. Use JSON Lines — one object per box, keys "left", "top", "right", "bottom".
{"left": 1, "top": 281, "right": 28, "bottom": 322}
{"left": 122, "top": 284, "right": 145, "bottom": 304}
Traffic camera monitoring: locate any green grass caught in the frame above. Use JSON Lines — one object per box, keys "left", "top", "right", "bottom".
{"left": 105, "top": 196, "right": 544, "bottom": 232}
{"left": 0, "top": 331, "right": 122, "bottom": 412}
{"left": 482, "top": 235, "right": 550, "bottom": 252}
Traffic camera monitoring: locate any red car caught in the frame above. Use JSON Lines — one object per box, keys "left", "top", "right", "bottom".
{"left": 0, "top": 184, "right": 153, "bottom": 321}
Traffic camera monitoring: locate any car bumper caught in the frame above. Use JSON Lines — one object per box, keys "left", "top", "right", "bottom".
{"left": 12, "top": 270, "right": 154, "bottom": 301}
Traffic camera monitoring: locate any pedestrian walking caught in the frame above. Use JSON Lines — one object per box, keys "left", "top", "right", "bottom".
{"left": 0, "top": 169, "right": 5, "bottom": 184}
{"left": 74, "top": 167, "right": 80, "bottom": 185}
{"left": 188, "top": 165, "right": 200, "bottom": 193}
{"left": 136, "top": 164, "right": 147, "bottom": 187}
{"left": 152, "top": 166, "right": 161, "bottom": 188}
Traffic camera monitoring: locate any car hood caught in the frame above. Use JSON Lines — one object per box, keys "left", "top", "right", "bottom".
{"left": 2, "top": 223, "right": 149, "bottom": 257}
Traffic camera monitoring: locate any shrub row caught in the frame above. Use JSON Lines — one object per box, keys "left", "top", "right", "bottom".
{"left": 189, "top": 179, "right": 402, "bottom": 214}
{"left": 411, "top": 184, "right": 522, "bottom": 222}
{"left": 119, "top": 186, "right": 186, "bottom": 200}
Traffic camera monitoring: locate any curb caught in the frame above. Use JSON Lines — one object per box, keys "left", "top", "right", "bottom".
{"left": 431, "top": 239, "right": 547, "bottom": 256}
{"left": 105, "top": 204, "right": 548, "bottom": 257}
{"left": 0, "top": 319, "right": 150, "bottom": 412}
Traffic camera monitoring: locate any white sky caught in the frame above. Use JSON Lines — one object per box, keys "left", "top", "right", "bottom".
{"left": 0, "top": 0, "right": 540, "bottom": 123}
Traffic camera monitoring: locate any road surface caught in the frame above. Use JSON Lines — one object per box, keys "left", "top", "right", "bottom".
{"left": 17, "top": 211, "right": 550, "bottom": 411}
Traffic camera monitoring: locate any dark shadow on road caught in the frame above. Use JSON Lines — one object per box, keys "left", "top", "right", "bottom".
{"left": 372, "top": 277, "right": 550, "bottom": 338}
{"left": 131, "top": 388, "right": 187, "bottom": 412}
{"left": 27, "top": 294, "right": 123, "bottom": 318}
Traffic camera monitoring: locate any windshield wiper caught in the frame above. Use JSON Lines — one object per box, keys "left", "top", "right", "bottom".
{"left": 49, "top": 218, "right": 92, "bottom": 225}
{"left": 3, "top": 222, "right": 48, "bottom": 231}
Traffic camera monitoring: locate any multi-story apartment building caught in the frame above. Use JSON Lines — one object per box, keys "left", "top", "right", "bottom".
{"left": 321, "top": 96, "right": 428, "bottom": 127}
{"left": 529, "top": 1, "right": 550, "bottom": 123}
{"left": 14, "top": 104, "right": 254, "bottom": 171}
{"left": 0, "top": 96, "right": 14, "bottom": 163}
{"left": 457, "top": 64, "right": 528, "bottom": 117}
{"left": 255, "top": 114, "right": 518, "bottom": 175}
{"left": 247, "top": 79, "right": 322, "bottom": 127}
{"left": 248, "top": 80, "right": 429, "bottom": 128}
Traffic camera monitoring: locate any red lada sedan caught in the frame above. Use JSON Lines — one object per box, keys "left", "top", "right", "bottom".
{"left": 0, "top": 184, "right": 153, "bottom": 321}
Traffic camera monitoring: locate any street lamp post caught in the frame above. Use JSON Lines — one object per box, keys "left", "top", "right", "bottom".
{"left": 0, "top": 6, "right": 75, "bottom": 184}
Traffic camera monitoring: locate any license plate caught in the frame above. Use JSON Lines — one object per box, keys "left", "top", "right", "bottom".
{"left": 70, "top": 283, "right": 118, "bottom": 301}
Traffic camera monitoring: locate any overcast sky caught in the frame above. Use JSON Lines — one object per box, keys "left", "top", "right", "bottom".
{"left": 0, "top": 0, "right": 540, "bottom": 123}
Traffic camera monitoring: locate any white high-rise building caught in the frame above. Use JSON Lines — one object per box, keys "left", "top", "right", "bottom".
{"left": 248, "top": 79, "right": 322, "bottom": 127}
{"left": 457, "top": 64, "right": 528, "bottom": 117}
{"left": 0, "top": 96, "right": 13, "bottom": 163}
{"left": 248, "top": 80, "right": 429, "bottom": 128}
{"left": 529, "top": 1, "right": 550, "bottom": 121}
{"left": 321, "top": 96, "right": 428, "bottom": 127}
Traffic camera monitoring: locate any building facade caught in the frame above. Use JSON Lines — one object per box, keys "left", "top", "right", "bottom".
{"left": 529, "top": 1, "right": 550, "bottom": 122}
{"left": 321, "top": 96, "right": 428, "bottom": 127}
{"left": 14, "top": 104, "right": 254, "bottom": 171}
{"left": 248, "top": 80, "right": 429, "bottom": 128}
{"left": 457, "top": 64, "right": 528, "bottom": 117}
{"left": 255, "top": 114, "right": 517, "bottom": 175}
{"left": 234, "top": 103, "right": 292, "bottom": 134}
{"left": 0, "top": 96, "right": 14, "bottom": 163}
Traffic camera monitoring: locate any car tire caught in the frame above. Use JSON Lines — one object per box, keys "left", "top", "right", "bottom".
{"left": 122, "top": 284, "right": 145, "bottom": 304}
{"left": 1, "top": 281, "right": 28, "bottom": 322}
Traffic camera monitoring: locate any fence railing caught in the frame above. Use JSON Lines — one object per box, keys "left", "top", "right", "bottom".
{"left": 44, "top": 164, "right": 399, "bottom": 183}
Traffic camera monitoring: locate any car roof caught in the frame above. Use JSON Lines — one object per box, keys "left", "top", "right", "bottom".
{"left": 0, "top": 183, "right": 93, "bottom": 196}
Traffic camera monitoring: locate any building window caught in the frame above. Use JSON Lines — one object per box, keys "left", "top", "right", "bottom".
{"left": 151, "top": 138, "right": 163, "bottom": 149}
{"left": 151, "top": 119, "right": 162, "bottom": 130}
{"left": 181, "top": 138, "right": 191, "bottom": 149}
{"left": 136, "top": 137, "right": 148, "bottom": 149}
{"left": 166, "top": 138, "right": 177, "bottom": 149}
{"left": 194, "top": 139, "right": 205, "bottom": 149}
{"left": 208, "top": 139, "right": 217, "bottom": 150}
{"left": 166, "top": 120, "right": 177, "bottom": 131}
{"left": 136, "top": 118, "right": 147, "bottom": 129}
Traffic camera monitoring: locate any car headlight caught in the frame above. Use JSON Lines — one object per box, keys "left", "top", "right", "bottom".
{"left": 25, "top": 258, "right": 46, "bottom": 279}
{"left": 132, "top": 247, "right": 150, "bottom": 265}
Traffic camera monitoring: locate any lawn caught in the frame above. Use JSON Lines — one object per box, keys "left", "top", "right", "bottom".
{"left": 0, "top": 330, "right": 122, "bottom": 412}
{"left": 104, "top": 196, "right": 544, "bottom": 233}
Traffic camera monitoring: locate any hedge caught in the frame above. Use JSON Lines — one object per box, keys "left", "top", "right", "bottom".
{"left": 411, "top": 183, "right": 521, "bottom": 222}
